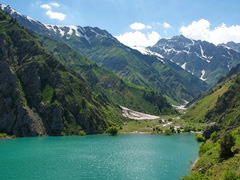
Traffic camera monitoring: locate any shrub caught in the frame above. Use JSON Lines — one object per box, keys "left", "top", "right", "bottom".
{"left": 182, "top": 172, "right": 204, "bottom": 180}
{"left": 0, "top": 133, "right": 8, "bottom": 137}
{"left": 156, "top": 126, "right": 163, "bottom": 132}
{"left": 177, "top": 128, "right": 181, "bottom": 133}
{"left": 60, "top": 132, "right": 66, "bottom": 136}
{"left": 223, "top": 169, "right": 240, "bottom": 180}
{"left": 219, "top": 134, "right": 236, "bottom": 159}
{"left": 195, "top": 134, "right": 205, "bottom": 142}
{"left": 168, "top": 118, "right": 172, "bottom": 121}
{"left": 210, "top": 131, "right": 217, "bottom": 140}
{"left": 199, "top": 141, "right": 215, "bottom": 156}
{"left": 184, "top": 126, "right": 192, "bottom": 133}
{"left": 169, "top": 125, "right": 176, "bottom": 133}
{"left": 232, "top": 129, "right": 240, "bottom": 136}
{"left": 158, "top": 120, "right": 162, "bottom": 123}
{"left": 164, "top": 128, "right": 172, "bottom": 135}
{"left": 79, "top": 130, "right": 86, "bottom": 136}
{"left": 106, "top": 126, "right": 119, "bottom": 136}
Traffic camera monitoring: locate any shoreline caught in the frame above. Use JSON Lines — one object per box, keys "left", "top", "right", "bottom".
{"left": 119, "top": 131, "right": 202, "bottom": 135}
{"left": 0, "top": 136, "right": 14, "bottom": 140}
{"left": 191, "top": 157, "right": 199, "bottom": 170}
{"left": 0, "top": 132, "right": 200, "bottom": 140}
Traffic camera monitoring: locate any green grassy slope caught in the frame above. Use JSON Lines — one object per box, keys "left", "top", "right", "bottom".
{"left": 65, "top": 34, "right": 209, "bottom": 103}
{"left": 183, "top": 80, "right": 233, "bottom": 123}
{"left": 183, "top": 128, "right": 240, "bottom": 180}
{"left": 65, "top": 34, "right": 184, "bottom": 103}
{"left": 183, "top": 65, "right": 240, "bottom": 123}
{"left": 37, "top": 35, "right": 177, "bottom": 115}
{"left": 182, "top": 65, "right": 240, "bottom": 179}
{"left": 148, "top": 59, "right": 209, "bottom": 102}
{"left": 205, "top": 75, "right": 240, "bottom": 129}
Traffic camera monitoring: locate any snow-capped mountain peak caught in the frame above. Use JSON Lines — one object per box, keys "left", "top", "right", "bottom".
{"left": 147, "top": 35, "right": 240, "bottom": 85}
{"left": 0, "top": 4, "right": 119, "bottom": 45}
{"left": 0, "top": 4, "right": 22, "bottom": 16}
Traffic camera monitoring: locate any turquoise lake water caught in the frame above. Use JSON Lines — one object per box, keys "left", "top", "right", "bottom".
{"left": 0, "top": 134, "right": 200, "bottom": 180}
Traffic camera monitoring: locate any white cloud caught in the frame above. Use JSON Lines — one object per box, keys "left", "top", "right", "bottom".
{"left": 41, "top": 3, "right": 66, "bottom": 21}
{"left": 146, "top": 25, "right": 152, "bottom": 29}
{"left": 46, "top": 10, "right": 66, "bottom": 21}
{"left": 130, "top": 22, "right": 146, "bottom": 30}
{"left": 163, "top": 22, "right": 171, "bottom": 28}
{"left": 40, "top": 4, "right": 51, "bottom": 10}
{"left": 115, "top": 31, "right": 161, "bottom": 48}
{"left": 180, "top": 19, "right": 240, "bottom": 45}
{"left": 50, "top": 2, "right": 60, "bottom": 7}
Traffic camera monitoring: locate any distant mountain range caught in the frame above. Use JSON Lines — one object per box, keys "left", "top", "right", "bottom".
{"left": 146, "top": 35, "right": 240, "bottom": 85}
{"left": 0, "top": 4, "right": 209, "bottom": 103}
{"left": 221, "top": 41, "right": 240, "bottom": 53}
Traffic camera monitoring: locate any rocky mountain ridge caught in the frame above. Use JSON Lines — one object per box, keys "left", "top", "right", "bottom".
{"left": 147, "top": 35, "right": 240, "bottom": 85}
{"left": 221, "top": 41, "right": 240, "bottom": 53}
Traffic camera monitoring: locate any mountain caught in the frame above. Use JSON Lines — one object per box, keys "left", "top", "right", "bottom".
{"left": 147, "top": 35, "right": 240, "bottom": 86}
{"left": 0, "top": 10, "right": 128, "bottom": 137}
{"left": 36, "top": 35, "right": 177, "bottom": 115}
{"left": 221, "top": 41, "right": 240, "bottom": 53}
{"left": 0, "top": 4, "right": 209, "bottom": 103}
{"left": 182, "top": 64, "right": 240, "bottom": 179}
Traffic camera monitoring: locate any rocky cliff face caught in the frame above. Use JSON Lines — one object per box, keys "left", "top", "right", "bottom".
{"left": 0, "top": 32, "right": 47, "bottom": 136}
{"left": 0, "top": 11, "right": 122, "bottom": 137}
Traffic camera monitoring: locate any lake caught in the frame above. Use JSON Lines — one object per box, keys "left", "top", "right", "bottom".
{"left": 0, "top": 134, "right": 200, "bottom": 180}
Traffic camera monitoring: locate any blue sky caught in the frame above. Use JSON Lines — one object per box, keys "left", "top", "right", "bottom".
{"left": 1, "top": 0, "right": 240, "bottom": 47}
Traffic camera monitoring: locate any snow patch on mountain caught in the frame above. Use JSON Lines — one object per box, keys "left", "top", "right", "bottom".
{"left": 200, "top": 70, "right": 207, "bottom": 81}
{"left": 26, "top": 16, "right": 35, "bottom": 22}
{"left": 147, "top": 50, "right": 164, "bottom": 58}
{"left": 131, "top": 46, "right": 146, "bottom": 54}
{"left": 0, "top": 4, "right": 7, "bottom": 9}
{"left": 200, "top": 44, "right": 207, "bottom": 59}
{"left": 58, "top": 27, "right": 65, "bottom": 36}
{"left": 67, "top": 26, "right": 80, "bottom": 37}
{"left": 90, "top": 29, "right": 99, "bottom": 36}
{"left": 181, "top": 62, "right": 186, "bottom": 70}
{"left": 0, "top": 4, "right": 21, "bottom": 16}
{"left": 132, "top": 46, "right": 164, "bottom": 58}
{"left": 132, "top": 46, "right": 165, "bottom": 63}
{"left": 183, "top": 50, "right": 190, "bottom": 54}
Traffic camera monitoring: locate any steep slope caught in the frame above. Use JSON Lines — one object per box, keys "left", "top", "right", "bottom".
{"left": 37, "top": 35, "right": 177, "bottom": 115}
{"left": 183, "top": 64, "right": 240, "bottom": 128}
{"left": 0, "top": 10, "right": 125, "bottom": 137}
{"left": 183, "top": 128, "right": 240, "bottom": 180}
{"left": 148, "top": 35, "right": 240, "bottom": 85}
{"left": 141, "top": 54, "right": 209, "bottom": 102}
{"left": 0, "top": 4, "right": 209, "bottom": 103}
{"left": 182, "top": 65, "right": 240, "bottom": 180}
